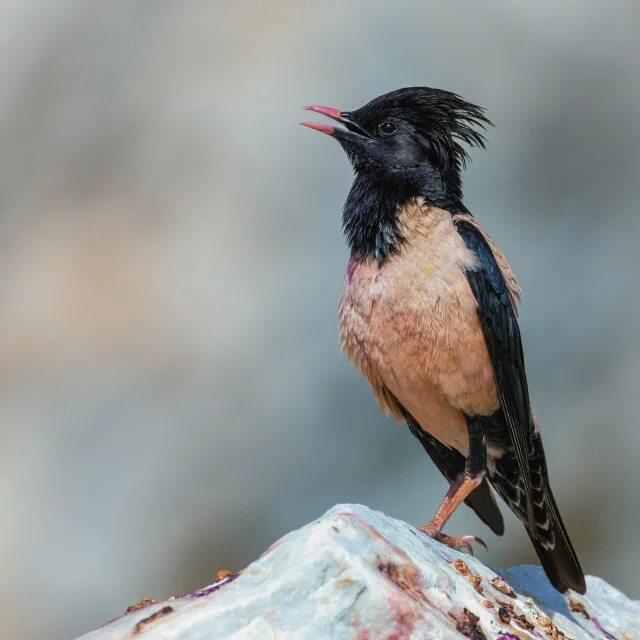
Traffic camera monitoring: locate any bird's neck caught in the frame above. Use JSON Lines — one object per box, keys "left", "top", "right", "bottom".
{"left": 342, "top": 169, "right": 466, "bottom": 264}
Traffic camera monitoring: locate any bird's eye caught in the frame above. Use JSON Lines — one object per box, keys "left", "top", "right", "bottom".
{"left": 378, "top": 121, "right": 396, "bottom": 136}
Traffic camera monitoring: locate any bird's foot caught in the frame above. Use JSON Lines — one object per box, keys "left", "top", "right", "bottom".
{"left": 417, "top": 523, "right": 487, "bottom": 555}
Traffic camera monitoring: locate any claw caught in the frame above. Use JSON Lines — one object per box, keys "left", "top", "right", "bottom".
{"left": 418, "top": 525, "right": 487, "bottom": 555}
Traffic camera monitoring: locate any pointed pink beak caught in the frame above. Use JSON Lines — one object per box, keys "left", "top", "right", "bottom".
{"left": 302, "top": 105, "right": 343, "bottom": 120}
{"left": 300, "top": 104, "right": 369, "bottom": 143}
{"left": 300, "top": 105, "right": 345, "bottom": 136}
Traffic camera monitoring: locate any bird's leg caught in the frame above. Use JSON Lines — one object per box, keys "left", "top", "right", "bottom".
{"left": 418, "top": 417, "right": 487, "bottom": 554}
{"left": 417, "top": 474, "right": 486, "bottom": 553}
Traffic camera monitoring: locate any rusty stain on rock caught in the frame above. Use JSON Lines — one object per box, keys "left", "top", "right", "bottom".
{"left": 512, "top": 613, "right": 535, "bottom": 631}
{"left": 497, "top": 603, "right": 512, "bottom": 623}
{"left": 131, "top": 605, "right": 174, "bottom": 635}
{"left": 376, "top": 559, "right": 427, "bottom": 605}
{"left": 491, "top": 577, "right": 516, "bottom": 598}
{"left": 568, "top": 598, "right": 590, "bottom": 619}
{"left": 454, "top": 608, "right": 487, "bottom": 640}
{"left": 452, "top": 559, "right": 470, "bottom": 576}
{"left": 467, "top": 573, "right": 484, "bottom": 594}
{"left": 215, "top": 569, "right": 233, "bottom": 582}
{"left": 537, "top": 614, "right": 566, "bottom": 639}
{"left": 451, "top": 559, "right": 484, "bottom": 594}
{"left": 125, "top": 597, "right": 157, "bottom": 614}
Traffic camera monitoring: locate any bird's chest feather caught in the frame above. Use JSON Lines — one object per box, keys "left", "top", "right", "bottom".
{"left": 338, "top": 202, "right": 499, "bottom": 454}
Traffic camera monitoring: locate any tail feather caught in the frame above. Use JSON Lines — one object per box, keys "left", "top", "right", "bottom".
{"left": 489, "top": 432, "right": 586, "bottom": 594}
{"left": 527, "top": 481, "right": 586, "bottom": 594}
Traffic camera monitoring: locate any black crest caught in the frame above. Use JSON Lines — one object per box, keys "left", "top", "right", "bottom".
{"left": 350, "top": 87, "right": 492, "bottom": 191}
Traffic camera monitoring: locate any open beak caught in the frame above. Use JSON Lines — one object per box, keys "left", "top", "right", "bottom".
{"left": 300, "top": 105, "right": 370, "bottom": 140}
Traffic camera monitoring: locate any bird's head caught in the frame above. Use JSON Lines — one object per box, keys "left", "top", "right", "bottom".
{"left": 301, "top": 87, "right": 492, "bottom": 262}
{"left": 301, "top": 87, "right": 491, "bottom": 200}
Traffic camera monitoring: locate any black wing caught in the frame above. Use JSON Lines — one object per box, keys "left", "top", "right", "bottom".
{"left": 455, "top": 219, "right": 585, "bottom": 593}
{"left": 455, "top": 219, "right": 535, "bottom": 530}
{"left": 403, "top": 408, "right": 504, "bottom": 536}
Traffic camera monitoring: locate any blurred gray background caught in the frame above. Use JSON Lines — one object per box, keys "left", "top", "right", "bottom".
{"left": 1, "top": 1, "right": 639, "bottom": 638}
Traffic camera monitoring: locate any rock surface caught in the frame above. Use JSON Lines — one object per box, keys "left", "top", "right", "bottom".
{"left": 77, "top": 504, "right": 639, "bottom": 639}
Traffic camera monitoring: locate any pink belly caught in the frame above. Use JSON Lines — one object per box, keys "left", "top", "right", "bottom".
{"left": 339, "top": 221, "right": 499, "bottom": 457}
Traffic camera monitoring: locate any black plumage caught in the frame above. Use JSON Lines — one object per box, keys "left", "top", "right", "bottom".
{"left": 338, "top": 88, "right": 491, "bottom": 262}
{"left": 455, "top": 219, "right": 536, "bottom": 528}
{"left": 456, "top": 220, "right": 585, "bottom": 594}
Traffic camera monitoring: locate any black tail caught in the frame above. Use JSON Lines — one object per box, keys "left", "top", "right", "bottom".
{"left": 526, "top": 433, "right": 585, "bottom": 593}
{"left": 490, "top": 433, "right": 586, "bottom": 593}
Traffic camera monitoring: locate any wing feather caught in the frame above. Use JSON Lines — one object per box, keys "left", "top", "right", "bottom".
{"left": 454, "top": 218, "right": 535, "bottom": 531}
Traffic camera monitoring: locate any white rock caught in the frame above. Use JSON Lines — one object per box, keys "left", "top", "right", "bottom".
{"left": 76, "top": 504, "right": 640, "bottom": 639}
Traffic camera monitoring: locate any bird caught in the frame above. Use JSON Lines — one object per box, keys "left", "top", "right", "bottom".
{"left": 300, "top": 87, "right": 586, "bottom": 594}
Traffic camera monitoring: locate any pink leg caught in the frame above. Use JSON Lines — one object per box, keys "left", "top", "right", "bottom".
{"left": 418, "top": 473, "right": 487, "bottom": 554}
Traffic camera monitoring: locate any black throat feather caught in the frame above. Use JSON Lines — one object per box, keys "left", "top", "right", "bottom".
{"left": 338, "top": 88, "right": 491, "bottom": 264}
{"left": 342, "top": 167, "right": 467, "bottom": 264}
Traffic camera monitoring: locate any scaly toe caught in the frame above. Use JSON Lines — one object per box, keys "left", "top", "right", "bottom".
{"left": 417, "top": 526, "right": 487, "bottom": 555}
